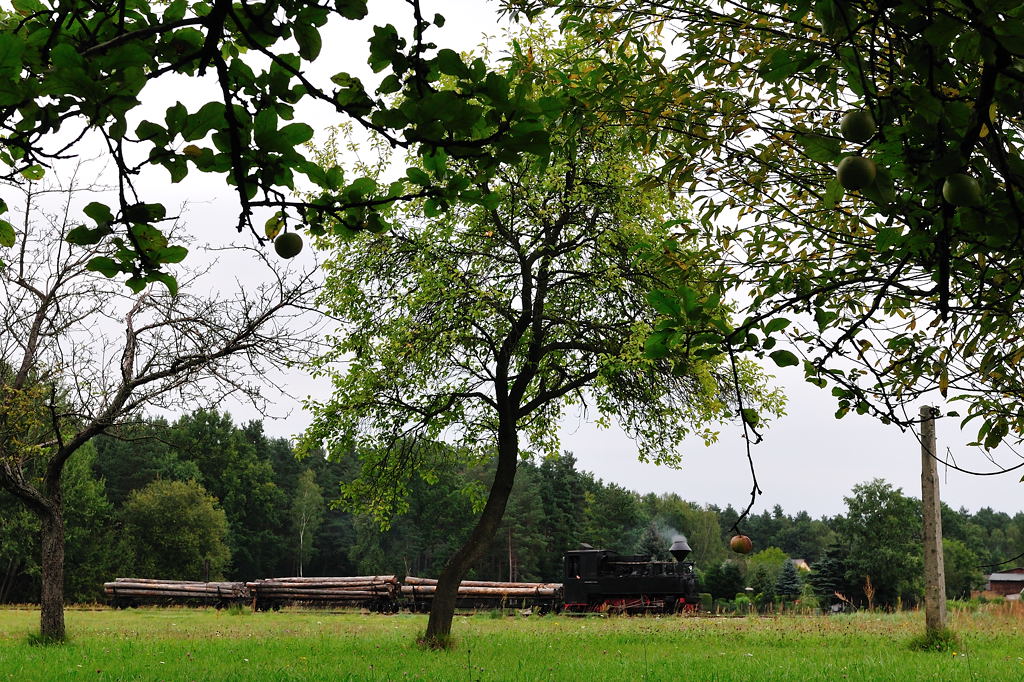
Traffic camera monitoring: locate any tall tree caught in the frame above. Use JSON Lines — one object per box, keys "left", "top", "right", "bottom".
{"left": 122, "top": 479, "right": 231, "bottom": 580}
{"left": 93, "top": 418, "right": 201, "bottom": 506}
{"left": 535, "top": 453, "right": 586, "bottom": 580}
{"left": 837, "top": 479, "right": 923, "bottom": 607}
{"left": 301, "top": 36, "right": 783, "bottom": 645}
{"left": 171, "top": 410, "right": 289, "bottom": 580}
{"left": 0, "top": 174, "right": 314, "bottom": 641}
{"left": 580, "top": 479, "right": 644, "bottom": 553}
{"left": 289, "top": 469, "right": 324, "bottom": 577}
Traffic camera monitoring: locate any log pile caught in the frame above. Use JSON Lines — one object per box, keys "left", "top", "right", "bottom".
{"left": 103, "top": 578, "right": 248, "bottom": 602}
{"left": 246, "top": 576, "right": 399, "bottom": 605}
{"left": 400, "top": 576, "right": 563, "bottom": 599}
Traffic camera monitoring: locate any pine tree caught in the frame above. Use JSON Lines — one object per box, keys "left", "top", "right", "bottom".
{"left": 775, "top": 560, "right": 803, "bottom": 600}
{"left": 807, "top": 544, "right": 850, "bottom": 605}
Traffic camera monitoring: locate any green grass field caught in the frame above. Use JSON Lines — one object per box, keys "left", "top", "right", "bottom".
{"left": 0, "top": 606, "right": 1021, "bottom": 681}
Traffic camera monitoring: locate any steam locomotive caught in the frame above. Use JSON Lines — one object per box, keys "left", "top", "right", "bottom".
{"left": 562, "top": 538, "right": 700, "bottom": 613}
{"left": 106, "top": 538, "right": 701, "bottom": 614}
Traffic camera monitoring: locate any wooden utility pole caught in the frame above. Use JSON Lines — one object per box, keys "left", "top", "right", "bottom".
{"left": 920, "top": 406, "right": 947, "bottom": 633}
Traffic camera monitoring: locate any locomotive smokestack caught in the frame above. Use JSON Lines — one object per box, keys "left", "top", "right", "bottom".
{"left": 669, "top": 537, "right": 691, "bottom": 562}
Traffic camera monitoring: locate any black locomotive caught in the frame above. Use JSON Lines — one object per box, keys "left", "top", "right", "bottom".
{"left": 563, "top": 538, "right": 699, "bottom": 613}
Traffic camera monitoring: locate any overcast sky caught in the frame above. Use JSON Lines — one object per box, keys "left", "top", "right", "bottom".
{"left": 39, "top": 1, "right": 1023, "bottom": 520}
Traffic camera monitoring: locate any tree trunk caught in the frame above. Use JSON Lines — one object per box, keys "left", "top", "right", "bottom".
{"left": 423, "top": 419, "right": 519, "bottom": 647}
{"left": 39, "top": 505, "right": 66, "bottom": 642}
{"left": 920, "top": 406, "right": 947, "bottom": 634}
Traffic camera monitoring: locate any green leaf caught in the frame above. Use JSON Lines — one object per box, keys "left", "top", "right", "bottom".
{"left": 368, "top": 24, "right": 402, "bottom": 73}
{"left": 294, "top": 23, "right": 323, "bottom": 61}
{"left": 151, "top": 272, "right": 179, "bottom": 296}
{"left": 20, "top": 165, "right": 44, "bottom": 181}
{"left": 125, "top": 277, "right": 147, "bottom": 293}
{"left": 164, "top": 0, "right": 188, "bottom": 22}
{"left": 422, "top": 149, "right": 447, "bottom": 175}
{"left": 181, "top": 102, "right": 225, "bottom": 141}
{"left": 0, "top": 33, "right": 25, "bottom": 76}
{"left": 647, "top": 290, "right": 681, "bottom": 317}
{"left": 156, "top": 246, "right": 188, "bottom": 264}
{"left": 769, "top": 350, "right": 800, "bottom": 367}
{"left": 406, "top": 167, "right": 430, "bottom": 186}
{"left": 435, "top": 49, "right": 469, "bottom": 78}
{"left": 643, "top": 330, "right": 672, "bottom": 359}
{"left": 335, "top": 0, "right": 368, "bottom": 20}
{"left": 165, "top": 102, "right": 188, "bottom": 134}
{"left": 66, "top": 224, "right": 113, "bottom": 245}
{"left": 84, "top": 202, "right": 114, "bottom": 225}
{"left": 763, "top": 317, "right": 791, "bottom": 334}
{"left": 677, "top": 286, "right": 699, "bottom": 315}
{"left": 823, "top": 178, "right": 844, "bottom": 207}
{"left": 135, "top": 120, "right": 166, "bottom": 142}
{"left": 11, "top": 0, "right": 45, "bottom": 14}
{"left": 0, "top": 219, "right": 14, "bottom": 248}
{"left": 796, "top": 134, "right": 841, "bottom": 164}
{"left": 861, "top": 164, "right": 896, "bottom": 205}
{"left": 422, "top": 198, "right": 442, "bottom": 218}
{"left": 874, "top": 227, "right": 902, "bottom": 250}
{"left": 85, "top": 257, "right": 122, "bottom": 278}
{"left": 923, "top": 14, "right": 960, "bottom": 49}
{"left": 278, "top": 122, "right": 314, "bottom": 146}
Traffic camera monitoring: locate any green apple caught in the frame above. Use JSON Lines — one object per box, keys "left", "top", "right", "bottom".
{"left": 942, "top": 174, "right": 982, "bottom": 207}
{"left": 837, "top": 156, "right": 877, "bottom": 191}
{"left": 840, "top": 110, "right": 876, "bottom": 143}
{"left": 274, "top": 232, "right": 303, "bottom": 259}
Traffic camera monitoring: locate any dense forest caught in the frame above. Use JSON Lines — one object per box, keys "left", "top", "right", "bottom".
{"left": 0, "top": 410, "right": 1019, "bottom": 609}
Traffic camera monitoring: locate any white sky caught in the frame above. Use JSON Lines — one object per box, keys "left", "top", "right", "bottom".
{"left": 31, "top": 1, "right": 1023, "bottom": 519}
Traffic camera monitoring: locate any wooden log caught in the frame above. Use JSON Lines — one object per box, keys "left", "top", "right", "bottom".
{"left": 107, "top": 581, "right": 245, "bottom": 590}
{"left": 402, "top": 576, "right": 562, "bottom": 590}
{"left": 102, "top": 588, "right": 241, "bottom": 599}
{"left": 105, "top": 583, "right": 248, "bottom": 596}
{"left": 251, "top": 585, "right": 391, "bottom": 593}
{"left": 247, "top": 583, "right": 395, "bottom": 593}
{"left": 105, "top": 585, "right": 245, "bottom": 595}
{"left": 255, "top": 576, "right": 397, "bottom": 584}
{"left": 113, "top": 578, "right": 246, "bottom": 588}
{"left": 400, "top": 585, "right": 559, "bottom": 597}
{"left": 247, "top": 580, "right": 392, "bottom": 589}
{"left": 102, "top": 585, "right": 240, "bottom": 593}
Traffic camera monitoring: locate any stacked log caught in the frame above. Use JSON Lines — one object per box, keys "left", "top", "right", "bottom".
{"left": 103, "top": 578, "right": 248, "bottom": 603}
{"left": 401, "top": 576, "right": 562, "bottom": 599}
{"left": 247, "top": 576, "right": 398, "bottom": 606}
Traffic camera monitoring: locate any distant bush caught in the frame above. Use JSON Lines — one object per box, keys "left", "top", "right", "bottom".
{"left": 734, "top": 595, "right": 753, "bottom": 615}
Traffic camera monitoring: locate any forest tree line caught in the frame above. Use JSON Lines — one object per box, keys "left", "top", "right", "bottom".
{"left": 0, "top": 410, "right": 1019, "bottom": 608}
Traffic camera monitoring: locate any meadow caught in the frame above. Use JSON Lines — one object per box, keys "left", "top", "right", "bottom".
{"left": 0, "top": 606, "right": 1020, "bottom": 681}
